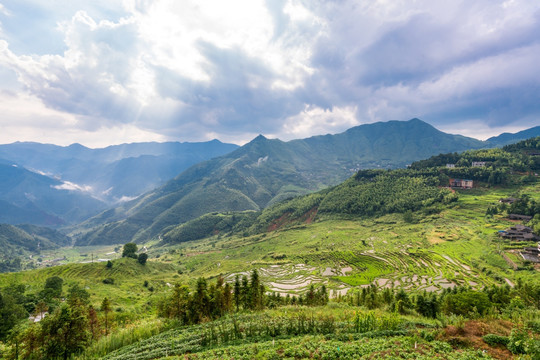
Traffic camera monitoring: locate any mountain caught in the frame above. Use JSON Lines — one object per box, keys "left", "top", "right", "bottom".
{"left": 0, "top": 223, "right": 72, "bottom": 272}
{"left": 76, "top": 118, "right": 489, "bottom": 245}
{"left": 0, "top": 160, "right": 107, "bottom": 226}
{"left": 0, "top": 140, "right": 238, "bottom": 202}
{"left": 486, "top": 125, "right": 540, "bottom": 147}
{"left": 0, "top": 223, "right": 71, "bottom": 255}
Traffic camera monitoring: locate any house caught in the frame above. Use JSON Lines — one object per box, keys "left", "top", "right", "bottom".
{"left": 499, "top": 197, "right": 519, "bottom": 204}
{"left": 499, "top": 224, "right": 540, "bottom": 241}
{"left": 521, "top": 243, "right": 540, "bottom": 263}
{"left": 446, "top": 164, "right": 456, "bottom": 168}
{"left": 508, "top": 214, "right": 533, "bottom": 221}
{"left": 449, "top": 178, "right": 473, "bottom": 189}
{"left": 472, "top": 161, "right": 486, "bottom": 167}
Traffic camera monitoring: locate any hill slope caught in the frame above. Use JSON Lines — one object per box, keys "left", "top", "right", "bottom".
{"left": 0, "top": 160, "right": 107, "bottom": 225}
{"left": 76, "top": 118, "right": 489, "bottom": 245}
{"left": 0, "top": 223, "right": 72, "bottom": 272}
{"left": 486, "top": 125, "right": 540, "bottom": 146}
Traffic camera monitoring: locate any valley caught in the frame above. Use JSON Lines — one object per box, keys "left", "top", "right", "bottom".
{"left": 0, "top": 126, "right": 539, "bottom": 359}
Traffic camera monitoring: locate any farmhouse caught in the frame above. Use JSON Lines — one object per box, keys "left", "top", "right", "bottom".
{"left": 449, "top": 178, "right": 473, "bottom": 189}
{"left": 499, "top": 224, "right": 540, "bottom": 241}
{"left": 508, "top": 214, "right": 533, "bottom": 221}
{"left": 521, "top": 243, "right": 540, "bottom": 263}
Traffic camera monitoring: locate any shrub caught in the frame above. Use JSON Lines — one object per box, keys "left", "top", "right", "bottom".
{"left": 507, "top": 328, "right": 528, "bottom": 354}
{"left": 102, "top": 278, "right": 115, "bottom": 285}
{"left": 483, "top": 334, "right": 509, "bottom": 347}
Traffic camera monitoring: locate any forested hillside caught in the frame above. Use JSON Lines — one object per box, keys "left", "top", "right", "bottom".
{"left": 76, "top": 119, "right": 490, "bottom": 245}
{"left": 162, "top": 137, "right": 540, "bottom": 245}
{"left": 0, "top": 223, "right": 71, "bottom": 272}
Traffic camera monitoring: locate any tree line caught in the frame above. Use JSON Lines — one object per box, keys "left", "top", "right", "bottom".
{"left": 335, "top": 280, "right": 540, "bottom": 318}
{"left": 157, "top": 269, "right": 329, "bottom": 326}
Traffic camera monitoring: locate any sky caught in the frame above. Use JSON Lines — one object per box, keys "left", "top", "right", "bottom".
{"left": 0, "top": 0, "right": 539, "bottom": 147}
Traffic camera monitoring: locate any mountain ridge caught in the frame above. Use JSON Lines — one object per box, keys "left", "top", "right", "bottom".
{"left": 0, "top": 140, "right": 239, "bottom": 223}
{"left": 75, "top": 118, "right": 494, "bottom": 245}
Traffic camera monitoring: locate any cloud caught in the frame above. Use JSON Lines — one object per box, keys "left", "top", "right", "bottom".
{"left": 0, "top": 4, "right": 10, "bottom": 16}
{"left": 279, "top": 105, "right": 359, "bottom": 140}
{"left": 0, "top": 90, "right": 166, "bottom": 147}
{"left": 52, "top": 180, "right": 93, "bottom": 193}
{"left": 0, "top": 0, "right": 539, "bottom": 146}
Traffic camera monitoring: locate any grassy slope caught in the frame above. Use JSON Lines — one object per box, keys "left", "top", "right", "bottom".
{"left": 1, "top": 182, "right": 538, "bottom": 359}
{"left": 0, "top": 257, "right": 177, "bottom": 315}
{"left": 3, "top": 181, "right": 538, "bottom": 302}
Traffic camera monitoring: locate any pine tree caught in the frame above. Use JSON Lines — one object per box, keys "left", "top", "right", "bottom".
{"left": 241, "top": 275, "right": 249, "bottom": 309}
{"left": 223, "top": 283, "right": 232, "bottom": 313}
{"left": 233, "top": 275, "right": 241, "bottom": 311}
{"left": 101, "top": 297, "right": 111, "bottom": 335}
{"left": 250, "top": 269, "right": 261, "bottom": 310}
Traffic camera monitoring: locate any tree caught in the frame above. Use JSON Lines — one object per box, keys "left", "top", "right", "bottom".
{"left": 34, "top": 301, "right": 49, "bottom": 321}
{"left": 87, "top": 305, "right": 99, "bottom": 341}
{"left": 137, "top": 253, "right": 148, "bottom": 265}
{"left": 223, "top": 283, "right": 232, "bottom": 314}
{"left": 233, "top": 275, "right": 241, "bottom": 311}
{"left": 192, "top": 277, "right": 210, "bottom": 322}
{"left": 101, "top": 297, "right": 111, "bottom": 335}
{"left": 40, "top": 304, "right": 89, "bottom": 360}
{"left": 106, "top": 260, "right": 113, "bottom": 269}
{"left": 0, "top": 291, "right": 28, "bottom": 341}
{"left": 122, "top": 243, "right": 138, "bottom": 259}
{"left": 67, "top": 284, "right": 90, "bottom": 308}
{"left": 250, "top": 269, "right": 262, "bottom": 310}
{"left": 41, "top": 276, "right": 63, "bottom": 300}
{"left": 443, "top": 290, "right": 491, "bottom": 316}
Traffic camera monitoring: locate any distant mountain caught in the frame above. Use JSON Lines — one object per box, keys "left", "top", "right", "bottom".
{"left": 0, "top": 223, "right": 72, "bottom": 272}
{"left": 486, "top": 125, "right": 540, "bottom": 147}
{"left": 0, "top": 223, "right": 71, "bottom": 255}
{"left": 0, "top": 140, "right": 238, "bottom": 202}
{"left": 0, "top": 160, "right": 107, "bottom": 226}
{"left": 76, "top": 118, "right": 488, "bottom": 245}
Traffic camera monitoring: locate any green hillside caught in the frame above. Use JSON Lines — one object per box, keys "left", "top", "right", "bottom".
{"left": 1, "top": 138, "right": 539, "bottom": 359}
{"left": 0, "top": 161, "right": 107, "bottom": 226}
{"left": 0, "top": 224, "right": 72, "bottom": 272}
{"left": 76, "top": 119, "right": 488, "bottom": 245}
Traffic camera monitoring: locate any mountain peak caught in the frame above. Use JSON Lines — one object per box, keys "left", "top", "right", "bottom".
{"left": 252, "top": 134, "right": 268, "bottom": 142}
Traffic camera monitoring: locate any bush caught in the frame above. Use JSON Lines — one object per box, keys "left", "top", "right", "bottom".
{"left": 483, "top": 334, "right": 509, "bottom": 347}
{"left": 527, "top": 320, "right": 540, "bottom": 334}
{"left": 507, "top": 328, "right": 528, "bottom": 354}
{"left": 102, "top": 278, "right": 115, "bottom": 285}
{"left": 442, "top": 290, "right": 491, "bottom": 316}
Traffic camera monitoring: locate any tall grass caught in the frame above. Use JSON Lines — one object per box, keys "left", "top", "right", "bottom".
{"left": 76, "top": 318, "right": 165, "bottom": 359}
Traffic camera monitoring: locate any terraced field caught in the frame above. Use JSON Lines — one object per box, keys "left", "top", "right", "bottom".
{"left": 159, "top": 184, "right": 539, "bottom": 297}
